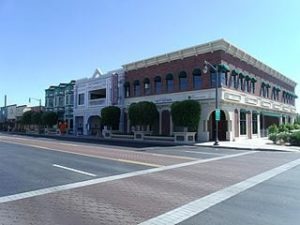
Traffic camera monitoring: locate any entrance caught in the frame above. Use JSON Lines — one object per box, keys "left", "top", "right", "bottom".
{"left": 209, "top": 110, "right": 228, "bottom": 141}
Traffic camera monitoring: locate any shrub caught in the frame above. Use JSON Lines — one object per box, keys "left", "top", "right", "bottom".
{"left": 284, "top": 123, "right": 294, "bottom": 131}
{"left": 171, "top": 100, "right": 201, "bottom": 132}
{"left": 277, "top": 132, "right": 291, "bottom": 144}
{"left": 278, "top": 124, "right": 289, "bottom": 133}
{"left": 293, "top": 123, "right": 300, "bottom": 130}
{"left": 42, "top": 111, "right": 58, "bottom": 128}
{"left": 267, "top": 124, "right": 278, "bottom": 134}
{"left": 290, "top": 131, "right": 300, "bottom": 146}
{"left": 101, "top": 106, "right": 121, "bottom": 130}
{"left": 128, "top": 101, "right": 158, "bottom": 129}
{"left": 269, "top": 133, "right": 278, "bottom": 144}
{"left": 21, "top": 111, "right": 33, "bottom": 125}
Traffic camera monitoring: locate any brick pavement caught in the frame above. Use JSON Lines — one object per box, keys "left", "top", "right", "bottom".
{"left": 0, "top": 151, "right": 299, "bottom": 225}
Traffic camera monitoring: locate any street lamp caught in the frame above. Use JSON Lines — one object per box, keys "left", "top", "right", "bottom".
{"left": 29, "top": 97, "right": 42, "bottom": 111}
{"left": 203, "top": 60, "right": 220, "bottom": 146}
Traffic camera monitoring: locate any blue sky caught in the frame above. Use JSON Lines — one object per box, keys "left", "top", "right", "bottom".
{"left": 0, "top": 0, "right": 299, "bottom": 110}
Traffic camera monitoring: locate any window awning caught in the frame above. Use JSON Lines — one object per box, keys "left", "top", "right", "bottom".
{"left": 239, "top": 72, "right": 245, "bottom": 78}
{"left": 261, "top": 112, "right": 282, "bottom": 118}
{"left": 218, "top": 64, "right": 230, "bottom": 72}
{"left": 231, "top": 69, "right": 239, "bottom": 76}
{"left": 251, "top": 77, "right": 257, "bottom": 82}
{"left": 245, "top": 75, "right": 251, "bottom": 80}
{"left": 144, "top": 78, "right": 150, "bottom": 83}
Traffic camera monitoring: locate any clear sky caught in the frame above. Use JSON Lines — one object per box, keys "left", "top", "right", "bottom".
{"left": 0, "top": 0, "right": 299, "bottom": 110}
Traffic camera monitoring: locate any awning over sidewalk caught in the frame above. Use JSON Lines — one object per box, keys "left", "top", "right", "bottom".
{"left": 261, "top": 112, "right": 282, "bottom": 118}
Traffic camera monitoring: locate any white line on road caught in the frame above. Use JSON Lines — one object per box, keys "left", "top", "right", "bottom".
{"left": 52, "top": 164, "right": 97, "bottom": 177}
{"left": 138, "top": 158, "right": 300, "bottom": 225}
{"left": 0, "top": 151, "right": 255, "bottom": 204}
{"left": 184, "top": 151, "right": 225, "bottom": 156}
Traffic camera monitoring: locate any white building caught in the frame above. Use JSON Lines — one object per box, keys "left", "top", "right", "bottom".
{"left": 73, "top": 68, "right": 125, "bottom": 136}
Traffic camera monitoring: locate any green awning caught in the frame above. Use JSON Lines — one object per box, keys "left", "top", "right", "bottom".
{"left": 239, "top": 72, "right": 245, "bottom": 78}
{"left": 192, "top": 68, "right": 201, "bottom": 75}
{"left": 166, "top": 73, "right": 173, "bottom": 80}
{"left": 218, "top": 64, "right": 230, "bottom": 72}
{"left": 266, "top": 84, "right": 271, "bottom": 88}
{"left": 179, "top": 71, "right": 187, "bottom": 78}
{"left": 251, "top": 77, "right": 257, "bottom": 82}
{"left": 231, "top": 69, "right": 239, "bottom": 76}
{"left": 261, "top": 112, "right": 282, "bottom": 118}
{"left": 245, "top": 75, "right": 251, "bottom": 81}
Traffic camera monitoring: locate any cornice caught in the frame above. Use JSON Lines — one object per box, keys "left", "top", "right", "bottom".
{"left": 122, "top": 39, "right": 297, "bottom": 88}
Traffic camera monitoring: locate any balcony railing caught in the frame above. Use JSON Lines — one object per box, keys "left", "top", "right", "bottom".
{"left": 89, "top": 98, "right": 106, "bottom": 106}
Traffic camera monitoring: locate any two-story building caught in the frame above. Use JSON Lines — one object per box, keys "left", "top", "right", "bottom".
{"left": 122, "top": 39, "right": 297, "bottom": 142}
{"left": 45, "top": 80, "right": 75, "bottom": 131}
{"left": 73, "top": 68, "right": 124, "bottom": 136}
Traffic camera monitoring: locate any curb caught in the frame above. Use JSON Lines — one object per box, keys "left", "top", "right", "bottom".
{"left": 196, "top": 144, "right": 298, "bottom": 152}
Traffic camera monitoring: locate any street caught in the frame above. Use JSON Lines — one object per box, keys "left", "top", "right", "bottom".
{"left": 0, "top": 133, "right": 299, "bottom": 225}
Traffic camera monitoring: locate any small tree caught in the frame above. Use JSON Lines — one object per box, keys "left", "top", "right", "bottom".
{"left": 31, "top": 111, "right": 43, "bottom": 126}
{"left": 101, "top": 106, "right": 121, "bottom": 130}
{"left": 128, "top": 101, "right": 158, "bottom": 130}
{"left": 42, "top": 112, "right": 58, "bottom": 128}
{"left": 171, "top": 100, "right": 201, "bottom": 132}
{"left": 21, "top": 111, "right": 33, "bottom": 126}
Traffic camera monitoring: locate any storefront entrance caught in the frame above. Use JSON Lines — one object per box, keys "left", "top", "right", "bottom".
{"left": 209, "top": 110, "right": 228, "bottom": 141}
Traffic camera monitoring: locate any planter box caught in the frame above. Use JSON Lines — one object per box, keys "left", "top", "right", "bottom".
{"left": 134, "top": 131, "right": 146, "bottom": 140}
{"left": 102, "top": 129, "right": 112, "bottom": 139}
{"left": 174, "top": 132, "right": 196, "bottom": 144}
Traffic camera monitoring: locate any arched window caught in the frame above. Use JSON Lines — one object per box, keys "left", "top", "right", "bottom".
{"left": 193, "top": 69, "right": 201, "bottom": 89}
{"left": 154, "top": 76, "right": 162, "bottom": 94}
{"left": 124, "top": 82, "right": 130, "bottom": 97}
{"left": 133, "top": 80, "right": 140, "bottom": 96}
{"left": 144, "top": 78, "right": 150, "bottom": 95}
{"left": 179, "top": 71, "right": 188, "bottom": 91}
{"left": 166, "top": 73, "right": 174, "bottom": 93}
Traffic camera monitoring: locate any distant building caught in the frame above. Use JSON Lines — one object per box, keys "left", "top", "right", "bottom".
{"left": 45, "top": 80, "right": 75, "bottom": 131}
{"left": 73, "top": 68, "right": 124, "bottom": 136}
{"left": 0, "top": 106, "right": 7, "bottom": 131}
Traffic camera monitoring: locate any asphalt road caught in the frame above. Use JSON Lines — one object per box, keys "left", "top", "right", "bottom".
{"left": 179, "top": 164, "right": 300, "bottom": 225}
{"left": 0, "top": 141, "right": 150, "bottom": 197}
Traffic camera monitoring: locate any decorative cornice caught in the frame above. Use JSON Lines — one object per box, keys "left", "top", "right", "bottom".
{"left": 122, "top": 39, "right": 297, "bottom": 87}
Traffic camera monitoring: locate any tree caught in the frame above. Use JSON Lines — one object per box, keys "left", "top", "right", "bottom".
{"left": 31, "top": 111, "right": 43, "bottom": 125}
{"left": 101, "top": 106, "right": 121, "bottom": 130}
{"left": 21, "top": 111, "right": 33, "bottom": 125}
{"left": 128, "top": 101, "right": 158, "bottom": 129}
{"left": 171, "top": 100, "right": 201, "bottom": 132}
{"left": 42, "top": 111, "right": 58, "bottom": 128}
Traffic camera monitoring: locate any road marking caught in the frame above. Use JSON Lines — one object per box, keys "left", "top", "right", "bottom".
{"left": 0, "top": 135, "right": 196, "bottom": 161}
{"left": 0, "top": 139, "right": 163, "bottom": 168}
{"left": 184, "top": 151, "right": 225, "bottom": 156}
{"left": 0, "top": 151, "right": 255, "bottom": 204}
{"left": 138, "top": 158, "right": 300, "bottom": 225}
{"left": 52, "top": 164, "right": 96, "bottom": 177}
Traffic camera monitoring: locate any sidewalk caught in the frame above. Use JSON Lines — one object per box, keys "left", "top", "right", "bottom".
{"left": 196, "top": 137, "right": 300, "bottom": 152}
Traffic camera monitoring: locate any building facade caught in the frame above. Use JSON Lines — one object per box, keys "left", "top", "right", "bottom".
{"left": 73, "top": 68, "right": 124, "bottom": 136}
{"left": 45, "top": 80, "right": 75, "bottom": 132}
{"left": 122, "top": 39, "right": 297, "bottom": 141}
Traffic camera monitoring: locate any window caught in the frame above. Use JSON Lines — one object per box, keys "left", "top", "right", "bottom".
{"left": 240, "top": 110, "right": 247, "bottom": 135}
{"left": 245, "top": 76, "right": 251, "bottom": 93}
{"left": 144, "top": 78, "right": 151, "bottom": 95}
{"left": 211, "top": 72, "right": 226, "bottom": 88}
{"left": 78, "top": 93, "right": 84, "bottom": 105}
{"left": 239, "top": 73, "right": 245, "bottom": 91}
{"left": 154, "top": 76, "right": 162, "bottom": 94}
{"left": 124, "top": 82, "right": 130, "bottom": 97}
{"left": 179, "top": 71, "right": 188, "bottom": 91}
{"left": 133, "top": 80, "right": 140, "bottom": 96}
{"left": 193, "top": 69, "right": 201, "bottom": 89}
{"left": 251, "top": 78, "right": 257, "bottom": 94}
{"left": 252, "top": 112, "right": 258, "bottom": 134}
{"left": 166, "top": 73, "right": 174, "bottom": 92}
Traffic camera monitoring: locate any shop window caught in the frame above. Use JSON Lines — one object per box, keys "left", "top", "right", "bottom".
{"left": 252, "top": 113, "right": 258, "bottom": 134}
{"left": 240, "top": 110, "right": 247, "bottom": 135}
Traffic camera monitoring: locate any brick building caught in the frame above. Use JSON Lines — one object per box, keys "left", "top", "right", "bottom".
{"left": 122, "top": 39, "right": 297, "bottom": 141}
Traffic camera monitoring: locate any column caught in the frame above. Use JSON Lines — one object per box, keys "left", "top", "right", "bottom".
{"left": 159, "top": 110, "right": 162, "bottom": 135}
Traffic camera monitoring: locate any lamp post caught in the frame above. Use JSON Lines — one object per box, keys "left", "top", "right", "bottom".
{"left": 203, "top": 60, "right": 220, "bottom": 146}
{"left": 29, "top": 97, "right": 42, "bottom": 112}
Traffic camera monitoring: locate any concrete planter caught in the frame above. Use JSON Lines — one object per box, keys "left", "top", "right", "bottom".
{"left": 134, "top": 131, "right": 146, "bottom": 141}
{"left": 102, "top": 127, "right": 112, "bottom": 139}
{"left": 174, "top": 132, "right": 196, "bottom": 144}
